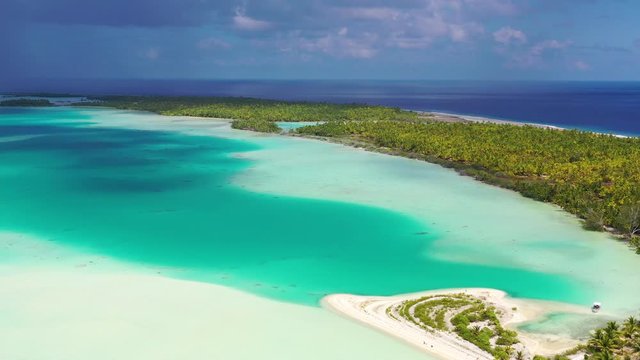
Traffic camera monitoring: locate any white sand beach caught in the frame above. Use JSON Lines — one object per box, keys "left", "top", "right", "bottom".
{"left": 428, "top": 111, "right": 563, "bottom": 129}
{"left": 324, "top": 289, "right": 587, "bottom": 360}
{"left": 428, "top": 111, "right": 631, "bottom": 138}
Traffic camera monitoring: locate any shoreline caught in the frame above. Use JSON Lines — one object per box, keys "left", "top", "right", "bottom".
{"left": 423, "top": 110, "right": 632, "bottom": 138}
{"left": 285, "top": 128, "right": 631, "bottom": 242}
{"left": 425, "top": 111, "right": 564, "bottom": 130}
{"left": 323, "top": 289, "right": 587, "bottom": 360}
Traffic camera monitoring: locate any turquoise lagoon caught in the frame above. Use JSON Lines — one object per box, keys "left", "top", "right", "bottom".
{"left": 1, "top": 107, "right": 639, "bottom": 336}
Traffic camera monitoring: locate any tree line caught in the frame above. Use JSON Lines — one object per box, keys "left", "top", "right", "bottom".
{"left": 92, "top": 96, "right": 417, "bottom": 123}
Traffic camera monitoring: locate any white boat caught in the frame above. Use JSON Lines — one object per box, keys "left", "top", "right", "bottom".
{"left": 591, "top": 302, "right": 601, "bottom": 313}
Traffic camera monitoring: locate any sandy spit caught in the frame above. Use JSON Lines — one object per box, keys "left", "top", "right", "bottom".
{"left": 323, "top": 288, "right": 588, "bottom": 359}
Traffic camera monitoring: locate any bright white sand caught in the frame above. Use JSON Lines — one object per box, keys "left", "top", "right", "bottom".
{"left": 0, "top": 232, "right": 432, "bottom": 360}
{"left": 428, "top": 111, "right": 564, "bottom": 130}
{"left": 324, "top": 289, "right": 585, "bottom": 360}
{"left": 429, "top": 111, "right": 630, "bottom": 138}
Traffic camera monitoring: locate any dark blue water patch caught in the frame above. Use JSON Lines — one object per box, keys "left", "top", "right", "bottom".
{"left": 0, "top": 123, "right": 247, "bottom": 155}
{"left": 71, "top": 154, "right": 166, "bottom": 168}
{"left": 78, "top": 174, "right": 209, "bottom": 193}
{"left": 0, "top": 118, "right": 258, "bottom": 196}
{"left": 0, "top": 107, "right": 33, "bottom": 116}
{"left": 0, "top": 124, "right": 80, "bottom": 137}
{"left": 0, "top": 106, "right": 94, "bottom": 123}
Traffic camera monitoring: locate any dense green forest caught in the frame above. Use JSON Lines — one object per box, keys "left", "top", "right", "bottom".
{"left": 0, "top": 98, "right": 53, "bottom": 106}
{"left": 91, "top": 96, "right": 417, "bottom": 125}
{"left": 297, "top": 121, "right": 640, "bottom": 251}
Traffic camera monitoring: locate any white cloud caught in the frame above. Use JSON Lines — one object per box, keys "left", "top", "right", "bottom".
{"left": 330, "top": 1, "right": 485, "bottom": 52}
{"left": 493, "top": 26, "right": 527, "bottom": 45}
{"left": 233, "top": 7, "right": 271, "bottom": 31}
{"left": 530, "top": 39, "right": 570, "bottom": 56}
{"left": 465, "top": 0, "right": 519, "bottom": 16}
{"left": 143, "top": 48, "right": 159, "bottom": 60}
{"left": 338, "top": 7, "right": 401, "bottom": 21}
{"left": 197, "top": 37, "right": 231, "bottom": 50}
{"left": 574, "top": 60, "right": 590, "bottom": 71}
{"left": 269, "top": 0, "right": 513, "bottom": 60}
{"left": 297, "top": 29, "right": 378, "bottom": 59}
{"left": 507, "top": 39, "right": 572, "bottom": 67}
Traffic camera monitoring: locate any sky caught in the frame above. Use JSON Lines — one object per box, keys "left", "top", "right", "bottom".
{"left": 2, "top": 0, "right": 640, "bottom": 82}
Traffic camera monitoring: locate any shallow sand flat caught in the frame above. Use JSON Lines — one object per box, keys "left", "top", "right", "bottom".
{"left": 0, "top": 232, "right": 432, "bottom": 360}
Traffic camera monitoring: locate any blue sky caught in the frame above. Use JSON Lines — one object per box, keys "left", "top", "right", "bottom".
{"left": 2, "top": 0, "right": 640, "bottom": 81}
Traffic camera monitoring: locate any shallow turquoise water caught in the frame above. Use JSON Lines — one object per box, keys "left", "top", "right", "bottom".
{"left": 276, "top": 121, "right": 323, "bottom": 132}
{"left": 518, "top": 312, "right": 615, "bottom": 339}
{"left": 0, "top": 107, "right": 584, "bottom": 306}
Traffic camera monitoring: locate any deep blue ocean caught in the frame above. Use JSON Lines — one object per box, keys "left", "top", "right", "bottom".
{"left": 4, "top": 80, "right": 639, "bottom": 135}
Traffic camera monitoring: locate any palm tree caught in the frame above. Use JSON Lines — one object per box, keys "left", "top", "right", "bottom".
{"left": 588, "top": 329, "right": 616, "bottom": 353}
{"left": 515, "top": 350, "right": 525, "bottom": 360}
{"left": 623, "top": 316, "right": 638, "bottom": 337}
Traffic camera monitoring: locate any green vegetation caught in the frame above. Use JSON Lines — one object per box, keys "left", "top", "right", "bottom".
{"left": 297, "top": 120, "right": 640, "bottom": 252}
{"left": 392, "top": 293, "right": 521, "bottom": 360}
{"left": 531, "top": 356, "right": 570, "bottom": 360}
{"left": 0, "top": 98, "right": 53, "bottom": 107}
{"left": 531, "top": 347, "right": 584, "bottom": 360}
{"left": 89, "top": 96, "right": 418, "bottom": 125}
{"left": 583, "top": 317, "right": 640, "bottom": 360}
{"left": 392, "top": 293, "right": 640, "bottom": 360}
